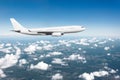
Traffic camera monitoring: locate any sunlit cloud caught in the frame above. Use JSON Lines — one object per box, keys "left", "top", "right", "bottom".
{"left": 52, "top": 73, "right": 63, "bottom": 80}
{"left": 30, "top": 61, "right": 51, "bottom": 70}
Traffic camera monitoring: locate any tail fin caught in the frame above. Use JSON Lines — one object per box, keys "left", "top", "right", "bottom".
{"left": 10, "top": 18, "right": 27, "bottom": 31}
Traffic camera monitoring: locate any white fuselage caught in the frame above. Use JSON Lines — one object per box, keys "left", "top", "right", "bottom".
{"left": 30, "top": 26, "right": 85, "bottom": 33}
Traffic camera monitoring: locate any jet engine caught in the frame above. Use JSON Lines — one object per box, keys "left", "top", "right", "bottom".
{"left": 52, "top": 32, "right": 63, "bottom": 37}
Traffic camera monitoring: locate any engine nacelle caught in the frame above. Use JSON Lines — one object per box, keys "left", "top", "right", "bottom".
{"left": 52, "top": 32, "right": 63, "bottom": 37}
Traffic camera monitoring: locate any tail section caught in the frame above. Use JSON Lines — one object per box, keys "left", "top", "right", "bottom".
{"left": 10, "top": 18, "right": 28, "bottom": 31}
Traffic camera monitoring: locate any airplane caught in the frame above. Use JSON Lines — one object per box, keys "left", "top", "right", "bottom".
{"left": 10, "top": 18, "right": 85, "bottom": 37}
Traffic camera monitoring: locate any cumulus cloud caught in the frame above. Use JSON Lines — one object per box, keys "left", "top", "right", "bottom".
{"left": 33, "top": 57, "right": 38, "bottom": 61}
{"left": 92, "top": 71, "right": 109, "bottom": 77}
{"left": 39, "top": 40, "right": 50, "bottom": 45}
{"left": 79, "top": 70, "right": 109, "bottom": 80}
{"left": 24, "top": 43, "right": 53, "bottom": 54}
{"left": 107, "top": 53, "right": 111, "bottom": 56}
{"left": 52, "top": 73, "right": 63, "bottom": 80}
{"left": 39, "top": 54, "right": 46, "bottom": 58}
{"left": 24, "top": 44, "right": 37, "bottom": 54}
{"left": 43, "top": 44, "right": 53, "bottom": 50}
{"left": 0, "top": 69, "right": 6, "bottom": 78}
{"left": 98, "top": 40, "right": 107, "bottom": 44}
{"left": 5, "top": 43, "right": 11, "bottom": 47}
{"left": 24, "top": 41, "right": 54, "bottom": 55}
{"left": 14, "top": 46, "right": 21, "bottom": 57}
{"left": 0, "top": 44, "right": 4, "bottom": 48}
{"left": 52, "top": 58, "right": 67, "bottom": 66}
{"left": 78, "top": 48, "right": 82, "bottom": 50}
{"left": 79, "top": 66, "right": 118, "bottom": 80}
{"left": 79, "top": 72, "right": 94, "bottom": 80}
{"left": 114, "top": 75, "right": 120, "bottom": 79}
{"left": 36, "top": 46, "right": 42, "bottom": 50}
{"left": 109, "top": 69, "right": 117, "bottom": 74}
{"left": 104, "top": 66, "right": 118, "bottom": 74}
{"left": 64, "top": 54, "right": 86, "bottom": 63}
{"left": 94, "top": 44, "right": 98, "bottom": 47}
{"left": 0, "top": 47, "right": 11, "bottom": 53}
{"left": 0, "top": 54, "right": 18, "bottom": 69}
{"left": 108, "top": 38, "right": 114, "bottom": 41}
{"left": 58, "top": 40, "right": 71, "bottom": 47}
{"left": 19, "top": 59, "right": 27, "bottom": 66}
{"left": 104, "top": 47, "right": 110, "bottom": 51}
{"left": 0, "top": 47, "right": 21, "bottom": 69}
{"left": 46, "top": 52, "right": 62, "bottom": 57}
{"left": 88, "top": 37, "right": 99, "bottom": 43}
{"left": 79, "top": 38, "right": 89, "bottom": 46}
{"left": 30, "top": 61, "right": 50, "bottom": 70}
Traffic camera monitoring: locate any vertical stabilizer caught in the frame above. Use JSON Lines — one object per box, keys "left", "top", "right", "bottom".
{"left": 10, "top": 18, "right": 27, "bottom": 31}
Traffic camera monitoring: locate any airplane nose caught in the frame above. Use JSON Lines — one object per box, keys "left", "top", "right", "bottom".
{"left": 82, "top": 27, "right": 86, "bottom": 30}
{"left": 81, "top": 26, "right": 86, "bottom": 30}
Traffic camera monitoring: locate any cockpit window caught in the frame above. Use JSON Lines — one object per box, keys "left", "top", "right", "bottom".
{"left": 81, "top": 26, "right": 84, "bottom": 28}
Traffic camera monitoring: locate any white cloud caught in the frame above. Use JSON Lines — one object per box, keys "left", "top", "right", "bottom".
{"left": 88, "top": 37, "right": 99, "bottom": 43}
{"left": 79, "top": 66, "right": 117, "bottom": 80}
{"left": 39, "top": 54, "right": 46, "bottom": 58}
{"left": 83, "top": 51, "right": 87, "bottom": 54}
{"left": 78, "top": 48, "right": 82, "bottom": 50}
{"left": 79, "top": 38, "right": 89, "bottom": 46}
{"left": 104, "top": 47, "right": 110, "bottom": 51}
{"left": 79, "top": 72, "right": 94, "bottom": 80}
{"left": 19, "top": 59, "right": 27, "bottom": 66}
{"left": 0, "top": 47, "right": 21, "bottom": 69}
{"left": 79, "top": 70, "right": 109, "bottom": 80}
{"left": 52, "top": 73, "right": 63, "bottom": 80}
{"left": 0, "top": 47, "right": 11, "bottom": 53}
{"left": 24, "top": 44, "right": 37, "bottom": 54}
{"left": 0, "top": 54, "right": 18, "bottom": 69}
{"left": 80, "top": 42, "right": 89, "bottom": 46}
{"left": 104, "top": 66, "right": 117, "bottom": 74}
{"left": 30, "top": 61, "right": 50, "bottom": 70}
{"left": 14, "top": 46, "right": 21, "bottom": 57}
{"left": 94, "top": 44, "right": 98, "bottom": 47}
{"left": 109, "top": 69, "right": 116, "bottom": 74}
{"left": 5, "top": 43, "right": 11, "bottom": 47}
{"left": 39, "top": 40, "right": 50, "bottom": 45}
{"left": 46, "top": 52, "right": 62, "bottom": 57}
{"left": 64, "top": 54, "right": 86, "bottom": 63}
{"left": 43, "top": 44, "right": 53, "bottom": 50}
{"left": 58, "top": 40, "right": 71, "bottom": 47}
{"left": 52, "top": 58, "right": 67, "bottom": 66}
{"left": 108, "top": 38, "right": 114, "bottom": 41}
{"left": 0, "top": 69, "right": 6, "bottom": 78}
{"left": 98, "top": 40, "right": 107, "bottom": 44}
{"left": 33, "top": 58, "right": 38, "bottom": 61}
{"left": 107, "top": 53, "right": 111, "bottom": 56}
{"left": 50, "top": 52, "right": 62, "bottom": 56}
{"left": 114, "top": 75, "right": 120, "bottom": 79}
{"left": 23, "top": 42, "right": 54, "bottom": 55}
{"left": 16, "top": 42, "right": 23, "bottom": 46}
{"left": 24, "top": 43, "right": 53, "bottom": 54}
{"left": 0, "top": 44, "right": 4, "bottom": 48}
{"left": 92, "top": 71, "right": 109, "bottom": 77}
{"left": 36, "top": 46, "right": 42, "bottom": 50}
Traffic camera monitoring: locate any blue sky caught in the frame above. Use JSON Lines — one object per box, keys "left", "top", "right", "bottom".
{"left": 0, "top": 0, "right": 120, "bottom": 37}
